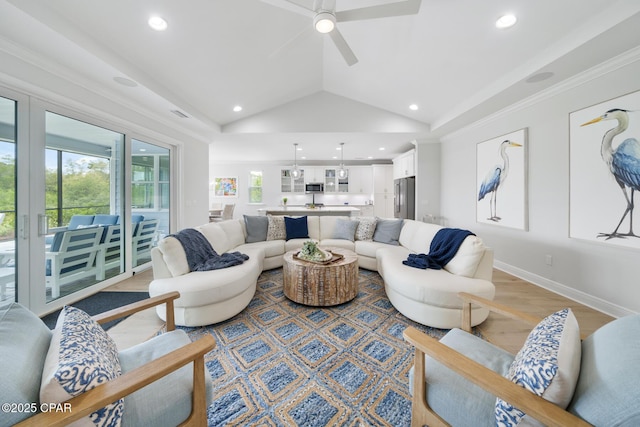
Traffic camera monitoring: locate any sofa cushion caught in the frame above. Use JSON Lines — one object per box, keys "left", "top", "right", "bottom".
{"left": 41, "top": 306, "right": 123, "bottom": 427}
{"left": 319, "top": 239, "right": 356, "bottom": 251}
{"left": 373, "top": 218, "right": 404, "bottom": 245}
{"left": 332, "top": 218, "right": 358, "bottom": 241}
{"left": 243, "top": 215, "right": 269, "bottom": 243}
{"left": 158, "top": 236, "right": 190, "bottom": 277}
{"left": 307, "top": 216, "right": 321, "bottom": 240}
{"left": 118, "top": 330, "right": 213, "bottom": 426}
{"left": 236, "top": 240, "right": 285, "bottom": 258}
{"left": 398, "top": 220, "right": 440, "bottom": 253}
{"left": 496, "top": 308, "right": 581, "bottom": 426}
{"left": 195, "top": 222, "right": 231, "bottom": 254}
{"left": 267, "top": 215, "right": 286, "bottom": 240}
{"left": 68, "top": 215, "right": 95, "bottom": 230}
{"left": 284, "top": 216, "right": 309, "bottom": 240}
{"left": 354, "top": 216, "right": 377, "bottom": 241}
{"left": 92, "top": 214, "right": 119, "bottom": 226}
{"left": 355, "top": 240, "right": 394, "bottom": 258}
{"left": 0, "top": 302, "right": 53, "bottom": 426}
{"left": 443, "top": 235, "right": 486, "bottom": 278}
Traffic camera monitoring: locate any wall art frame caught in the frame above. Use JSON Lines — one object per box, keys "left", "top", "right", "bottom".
{"left": 569, "top": 90, "right": 640, "bottom": 249}
{"left": 212, "top": 176, "right": 238, "bottom": 198}
{"left": 476, "top": 128, "right": 528, "bottom": 230}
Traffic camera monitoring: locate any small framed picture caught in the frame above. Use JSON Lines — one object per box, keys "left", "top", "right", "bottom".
{"left": 212, "top": 177, "right": 238, "bottom": 197}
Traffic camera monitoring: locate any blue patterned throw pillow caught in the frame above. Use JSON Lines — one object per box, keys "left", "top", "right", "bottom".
{"left": 495, "top": 308, "right": 581, "bottom": 426}
{"left": 40, "top": 306, "right": 123, "bottom": 427}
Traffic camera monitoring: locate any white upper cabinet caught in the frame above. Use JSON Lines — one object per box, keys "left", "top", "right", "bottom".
{"left": 304, "top": 167, "right": 322, "bottom": 183}
{"left": 347, "top": 166, "right": 373, "bottom": 194}
{"left": 373, "top": 164, "right": 394, "bottom": 193}
{"left": 393, "top": 150, "right": 416, "bottom": 179}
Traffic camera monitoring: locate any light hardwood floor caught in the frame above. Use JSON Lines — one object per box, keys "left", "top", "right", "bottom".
{"left": 106, "top": 267, "right": 615, "bottom": 353}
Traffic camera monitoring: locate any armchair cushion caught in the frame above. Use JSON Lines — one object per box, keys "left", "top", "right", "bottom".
{"left": 68, "top": 215, "right": 95, "bottom": 230}
{"left": 496, "top": 308, "right": 581, "bottom": 426}
{"left": 40, "top": 306, "right": 123, "bottom": 427}
{"left": 410, "top": 328, "right": 514, "bottom": 427}
{"left": 0, "top": 302, "right": 53, "bottom": 426}
{"left": 118, "top": 329, "right": 214, "bottom": 427}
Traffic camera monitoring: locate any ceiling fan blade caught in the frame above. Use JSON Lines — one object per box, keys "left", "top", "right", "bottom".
{"left": 260, "top": 0, "right": 315, "bottom": 17}
{"left": 329, "top": 28, "right": 358, "bottom": 66}
{"left": 268, "top": 26, "right": 314, "bottom": 60}
{"left": 336, "top": 0, "right": 421, "bottom": 22}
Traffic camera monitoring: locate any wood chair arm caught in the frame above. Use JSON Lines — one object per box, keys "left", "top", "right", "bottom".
{"left": 458, "top": 291, "right": 543, "bottom": 333}
{"left": 403, "top": 327, "right": 591, "bottom": 427}
{"left": 92, "top": 291, "right": 179, "bottom": 331}
{"left": 15, "top": 334, "right": 215, "bottom": 427}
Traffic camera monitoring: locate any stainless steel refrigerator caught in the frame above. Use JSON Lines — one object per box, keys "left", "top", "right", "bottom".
{"left": 394, "top": 176, "right": 415, "bottom": 220}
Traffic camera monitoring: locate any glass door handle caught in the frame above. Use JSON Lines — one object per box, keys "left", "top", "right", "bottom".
{"left": 19, "top": 214, "right": 29, "bottom": 239}
{"left": 38, "top": 214, "right": 49, "bottom": 237}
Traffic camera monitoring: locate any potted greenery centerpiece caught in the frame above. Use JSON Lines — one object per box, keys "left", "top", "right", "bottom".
{"left": 282, "top": 197, "right": 288, "bottom": 206}
{"left": 297, "top": 240, "right": 332, "bottom": 263}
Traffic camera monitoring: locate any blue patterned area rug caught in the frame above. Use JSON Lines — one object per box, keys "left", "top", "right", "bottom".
{"left": 181, "top": 268, "right": 467, "bottom": 427}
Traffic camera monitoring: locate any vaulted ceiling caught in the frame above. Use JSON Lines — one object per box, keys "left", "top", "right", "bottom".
{"left": 1, "top": 0, "right": 640, "bottom": 163}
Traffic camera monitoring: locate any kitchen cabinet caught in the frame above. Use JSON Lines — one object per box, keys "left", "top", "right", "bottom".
{"left": 393, "top": 150, "right": 416, "bottom": 179}
{"left": 281, "top": 168, "right": 305, "bottom": 193}
{"left": 324, "top": 168, "right": 348, "bottom": 193}
{"left": 348, "top": 166, "right": 373, "bottom": 194}
{"left": 373, "top": 164, "right": 394, "bottom": 217}
{"left": 304, "top": 167, "right": 323, "bottom": 183}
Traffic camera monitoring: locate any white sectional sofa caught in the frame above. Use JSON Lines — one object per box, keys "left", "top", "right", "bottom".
{"left": 149, "top": 216, "right": 494, "bottom": 328}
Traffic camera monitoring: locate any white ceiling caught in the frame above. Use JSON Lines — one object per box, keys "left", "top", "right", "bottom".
{"left": 1, "top": 0, "right": 640, "bottom": 164}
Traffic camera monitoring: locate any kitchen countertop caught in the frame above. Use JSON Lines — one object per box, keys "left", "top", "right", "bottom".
{"left": 257, "top": 206, "right": 361, "bottom": 216}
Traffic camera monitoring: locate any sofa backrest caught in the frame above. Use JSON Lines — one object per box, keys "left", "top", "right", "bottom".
{"left": 398, "top": 219, "right": 489, "bottom": 279}
{"left": 0, "top": 302, "right": 52, "bottom": 425}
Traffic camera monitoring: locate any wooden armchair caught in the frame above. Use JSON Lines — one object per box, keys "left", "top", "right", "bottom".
{"left": 3, "top": 292, "right": 215, "bottom": 427}
{"left": 404, "top": 292, "right": 640, "bottom": 427}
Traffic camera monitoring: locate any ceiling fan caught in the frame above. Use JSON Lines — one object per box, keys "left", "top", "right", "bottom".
{"left": 264, "top": 0, "right": 422, "bottom": 66}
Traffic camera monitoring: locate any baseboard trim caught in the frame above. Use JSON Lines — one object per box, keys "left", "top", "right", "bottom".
{"left": 493, "top": 260, "right": 636, "bottom": 319}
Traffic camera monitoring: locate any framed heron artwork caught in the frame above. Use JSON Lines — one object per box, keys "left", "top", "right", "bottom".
{"left": 476, "top": 128, "right": 528, "bottom": 230}
{"left": 570, "top": 90, "right": 640, "bottom": 249}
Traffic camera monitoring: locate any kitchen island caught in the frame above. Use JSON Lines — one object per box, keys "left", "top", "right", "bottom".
{"left": 257, "top": 206, "right": 361, "bottom": 217}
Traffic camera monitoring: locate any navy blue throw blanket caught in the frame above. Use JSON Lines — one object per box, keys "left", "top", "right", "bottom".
{"left": 403, "top": 228, "right": 475, "bottom": 270}
{"left": 170, "top": 228, "right": 249, "bottom": 272}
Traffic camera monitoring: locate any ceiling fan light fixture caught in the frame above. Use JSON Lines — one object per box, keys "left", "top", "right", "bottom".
{"left": 314, "top": 12, "right": 336, "bottom": 33}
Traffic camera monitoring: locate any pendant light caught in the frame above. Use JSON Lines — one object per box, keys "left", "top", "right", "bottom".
{"left": 337, "top": 142, "right": 348, "bottom": 179}
{"left": 291, "top": 143, "right": 301, "bottom": 179}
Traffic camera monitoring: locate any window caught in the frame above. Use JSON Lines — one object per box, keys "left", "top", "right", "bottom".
{"left": 248, "top": 171, "right": 262, "bottom": 203}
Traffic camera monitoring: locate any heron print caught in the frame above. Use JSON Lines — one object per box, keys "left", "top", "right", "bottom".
{"left": 581, "top": 108, "right": 640, "bottom": 240}
{"left": 478, "top": 140, "right": 522, "bottom": 221}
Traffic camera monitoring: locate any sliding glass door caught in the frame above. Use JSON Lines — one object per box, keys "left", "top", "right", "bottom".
{"left": 44, "top": 112, "right": 124, "bottom": 302}
{"left": 131, "top": 139, "right": 170, "bottom": 268}
{"left": 0, "top": 96, "right": 17, "bottom": 303}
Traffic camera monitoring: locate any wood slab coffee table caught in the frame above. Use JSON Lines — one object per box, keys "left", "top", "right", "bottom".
{"left": 283, "top": 247, "right": 358, "bottom": 306}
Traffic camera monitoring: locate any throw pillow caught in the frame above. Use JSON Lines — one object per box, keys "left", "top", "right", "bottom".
{"left": 244, "top": 215, "right": 269, "bottom": 243}
{"left": 354, "top": 217, "right": 377, "bottom": 241}
{"left": 332, "top": 218, "right": 358, "bottom": 241}
{"left": 372, "top": 218, "right": 404, "bottom": 246}
{"left": 41, "top": 306, "right": 124, "bottom": 427}
{"left": 495, "top": 308, "right": 581, "bottom": 426}
{"left": 266, "top": 215, "right": 286, "bottom": 240}
{"left": 284, "top": 216, "right": 309, "bottom": 240}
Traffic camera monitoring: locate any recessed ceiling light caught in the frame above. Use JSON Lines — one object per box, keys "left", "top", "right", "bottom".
{"left": 113, "top": 76, "right": 138, "bottom": 87}
{"left": 296, "top": 146, "right": 302, "bottom": 151}
{"left": 409, "top": 104, "right": 419, "bottom": 111}
{"left": 301, "top": 156, "right": 307, "bottom": 159}
{"left": 367, "top": 156, "right": 373, "bottom": 159}
{"left": 148, "top": 16, "right": 168, "bottom": 31}
{"left": 379, "top": 147, "right": 385, "bottom": 151}
{"left": 233, "top": 105, "right": 243, "bottom": 112}
{"left": 139, "top": 148, "right": 147, "bottom": 152}
{"left": 496, "top": 14, "right": 517, "bottom": 29}
{"left": 332, "top": 156, "right": 338, "bottom": 159}
{"left": 336, "top": 146, "right": 342, "bottom": 151}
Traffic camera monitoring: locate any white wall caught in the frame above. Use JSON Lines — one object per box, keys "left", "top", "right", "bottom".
{"left": 415, "top": 141, "right": 441, "bottom": 222}
{"left": 180, "top": 143, "right": 210, "bottom": 228}
{"left": 440, "top": 57, "right": 640, "bottom": 317}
